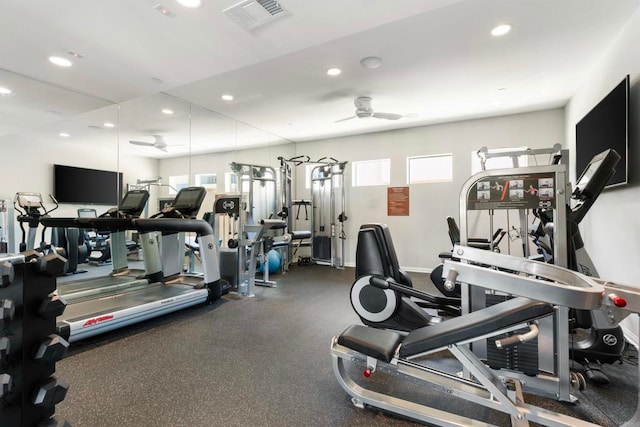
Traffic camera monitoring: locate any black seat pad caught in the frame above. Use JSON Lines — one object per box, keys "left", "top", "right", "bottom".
{"left": 399, "top": 297, "right": 553, "bottom": 358}
{"left": 338, "top": 325, "right": 403, "bottom": 362}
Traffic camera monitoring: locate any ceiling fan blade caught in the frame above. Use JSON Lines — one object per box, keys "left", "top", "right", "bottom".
{"left": 372, "top": 112, "right": 403, "bottom": 120}
{"left": 334, "top": 116, "right": 356, "bottom": 123}
{"left": 129, "top": 140, "right": 155, "bottom": 147}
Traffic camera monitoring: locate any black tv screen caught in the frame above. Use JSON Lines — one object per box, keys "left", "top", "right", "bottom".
{"left": 54, "top": 164, "right": 123, "bottom": 205}
{"left": 575, "top": 75, "right": 629, "bottom": 188}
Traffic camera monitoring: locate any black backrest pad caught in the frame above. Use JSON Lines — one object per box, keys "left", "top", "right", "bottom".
{"left": 355, "top": 225, "right": 391, "bottom": 279}
{"left": 399, "top": 297, "right": 554, "bottom": 358}
{"left": 356, "top": 224, "right": 411, "bottom": 286}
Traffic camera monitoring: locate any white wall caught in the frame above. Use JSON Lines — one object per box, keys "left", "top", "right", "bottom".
{"left": 293, "top": 109, "right": 565, "bottom": 270}
{"left": 565, "top": 7, "right": 640, "bottom": 341}
{"left": 156, "top": 110, "right": 564, "bottom": 271}
{"left": 0, "top": 134, "right": 158, "bottom": 251}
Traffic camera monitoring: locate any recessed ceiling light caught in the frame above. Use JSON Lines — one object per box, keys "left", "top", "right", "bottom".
{"left": 162, "top": 108, "right": 174, "bottom": 115}
{"left": 404, "top": 113, "right": 419, "bottom": 119}
{"left": 0, "top": 86, "right": 11, "bottom": 95}
{"left": 221, "top": 94, "right": 234, "bottom": 101}
{"left": 360, "top": 56, "right": 382, "bottom": 69}
{"left": 59, "top": 132, "right": 70, "bottom": 138}
{"left": 326, "top": 68, "right": 341, "bottom": 76}
{"left": 49, "top": 56, "right": 72, "bottom": 67}
{"left": 176, "top": 0, "right": 202, "bottom": 7}
{"left": 103, "top": 122, "right": 115, "bottom": 128}
{"left": 491, "top": 24, "right": 511, "bottom": 37}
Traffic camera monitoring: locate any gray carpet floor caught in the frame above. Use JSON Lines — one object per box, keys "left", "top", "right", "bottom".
{"left": 54, "top": 263, "right": 638, "bottom": 426}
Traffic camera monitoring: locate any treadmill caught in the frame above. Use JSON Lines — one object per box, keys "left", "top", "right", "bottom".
{"left": 41, "top": 187, "right": 225, "bottom": 343}
{"left": 57, "top": 189, "right": 151, "bottom": 301}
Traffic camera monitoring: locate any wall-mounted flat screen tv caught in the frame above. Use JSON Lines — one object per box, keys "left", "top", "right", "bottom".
{"left": 575, "top": 75, "right": 629, "bottom": 188}
{"left": 54, "top": 164, "right": 123, "bottom": 205}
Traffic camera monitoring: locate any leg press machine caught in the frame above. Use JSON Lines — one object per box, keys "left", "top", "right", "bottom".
{"left": 331, "top": 245, "right": 640, "bottom": 426}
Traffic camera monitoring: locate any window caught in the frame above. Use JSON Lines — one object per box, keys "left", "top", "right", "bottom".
{"left": 305, "top": 163, "right": 322, "bottom": 189}
{"left": 471, "top": 147, "right": 528, "bottom": 175}
{"left": 169, "top": 175, "right": 189, "bottom": 195}
{"left": 195, "top": 173, "right": 217, "bottom": 190}
{"left": 225, "top": 172, "right": 238, "bottom": 193}
{"left": 407, "top": 154, "right": 453, "bottom": 184}
{"left": 351, "top": 159, "right": 390, "bottom": 187}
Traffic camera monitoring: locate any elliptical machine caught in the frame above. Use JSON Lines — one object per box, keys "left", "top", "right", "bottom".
{"left": 14, "top": 192, "right": 89, "bottom": 274}
{"left": 14, "top": 192, "right": 58, "bottom": 252}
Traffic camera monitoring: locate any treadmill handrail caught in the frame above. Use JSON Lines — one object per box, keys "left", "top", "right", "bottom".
{"left": 132, "top": 218, "right": 213, "bottom": 236}
{"left": 40, "top": 217, "right": 213, "bottom": 236}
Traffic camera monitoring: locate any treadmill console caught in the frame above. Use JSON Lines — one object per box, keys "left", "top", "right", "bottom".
{"left": 119, "top": 190, "right": 150, "bottom": 217}
{"left": 160, "top": 186, "right": 206, "bottom": 218}
{"left": 101, "top": 190, "right": 150, "bottom": 218}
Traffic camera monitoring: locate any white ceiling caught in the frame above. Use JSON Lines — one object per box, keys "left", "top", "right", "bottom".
{"left": 1, "top": 0, "right": 639, "bottom": 158}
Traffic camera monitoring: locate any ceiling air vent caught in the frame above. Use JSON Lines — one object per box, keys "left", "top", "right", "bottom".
{"left": 224, "top": 0, "right": 287, "bottom": 30}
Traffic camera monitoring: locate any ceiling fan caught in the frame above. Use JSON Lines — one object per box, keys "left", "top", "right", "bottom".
{"left": 129, "top": 135, "right": 182, "bottom": 152}
{"left": 334, "top": 96, "right": 404, "bottom": 123}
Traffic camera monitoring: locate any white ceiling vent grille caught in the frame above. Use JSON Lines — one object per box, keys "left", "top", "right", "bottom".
{"left": 224, "top": 0, "right": 287, "bottom": 30}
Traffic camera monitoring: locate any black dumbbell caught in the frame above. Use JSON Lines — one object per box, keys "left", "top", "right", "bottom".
{"left": 39, "top": 294, "right": 67, "bottom": 319}
{"left": 36, "top": 253, "right": 67, "bottom": 277}
{"left": 0, "top": 373, "right": 12, "bottom": 399}
{"left": 34, "top": 334, "right": 70, "bottom": 363}
{"left": 22, "top": 250, "right": 41, "bottom": 262}
{"left": 1, "top": 261, "right": 14, "bottom": 287}
{"left": 1, "top": 299, "right": 15, "bottom": 322}
{"left": 0, "top": 336, "right": 10, "bottom": 363}
{"left": 33, "top": 376, "right": 69, "bottom": 407}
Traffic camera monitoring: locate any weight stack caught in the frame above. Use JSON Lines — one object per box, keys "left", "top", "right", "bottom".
{"left": 486, "top": 294, "right": 540, "bottom": 376}
{"left": 1, "top": 253, "right": 71, "bottom": 427}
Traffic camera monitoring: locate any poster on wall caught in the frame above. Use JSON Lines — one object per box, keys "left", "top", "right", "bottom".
{"left": 468, "top": 173, "right": 556, "bottom": 211}
{"left": 387, "top": 186, "right": 409, "bottom": 216}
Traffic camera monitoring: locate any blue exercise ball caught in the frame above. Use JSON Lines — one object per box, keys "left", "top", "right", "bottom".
{"left": 266, "top": 249, "right": 282, "bottom": 274}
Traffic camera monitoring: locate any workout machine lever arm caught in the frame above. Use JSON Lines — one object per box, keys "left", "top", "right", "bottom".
{"left": 368, "top": 275, "right": 461, "bottom": 307}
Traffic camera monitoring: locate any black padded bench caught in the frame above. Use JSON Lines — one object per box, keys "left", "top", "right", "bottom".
{"left": 338, "top": 297, "right": 554, "bottom": 361}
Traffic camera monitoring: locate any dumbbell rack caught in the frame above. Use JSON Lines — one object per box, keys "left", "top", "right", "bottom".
{"left": 1, "top": 252, "right": 71, "bottom": 426}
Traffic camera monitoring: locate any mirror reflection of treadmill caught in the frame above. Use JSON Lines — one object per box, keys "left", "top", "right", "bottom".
{"left": 57, "top": 190, "right": 151, "bottom": 301}
{"left": 56, "top": 187, "right": 218, "bottom": 343}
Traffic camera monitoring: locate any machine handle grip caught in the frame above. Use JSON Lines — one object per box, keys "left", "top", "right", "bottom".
{"left": 495, "top": 324, "right": 539, "bottom": 349}
{"left": 369, "top": 276, "right": 390, "bottom": 290}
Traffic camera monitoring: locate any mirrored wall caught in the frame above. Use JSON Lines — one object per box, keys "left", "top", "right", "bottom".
{"left": 0, "top": 71, "right": 294, "bottom": 250}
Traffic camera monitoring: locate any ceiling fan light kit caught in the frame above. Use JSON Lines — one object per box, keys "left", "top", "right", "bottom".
{"left": 334, "top": 96, "right": 403, "bottom": 123}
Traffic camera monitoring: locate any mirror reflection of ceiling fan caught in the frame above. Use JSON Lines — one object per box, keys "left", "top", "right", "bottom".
{"left": 129, "top": 135, "right": 183, "bottom": 152}
{"left": 334, "top": 96, "right": 404, "bottom": 123}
